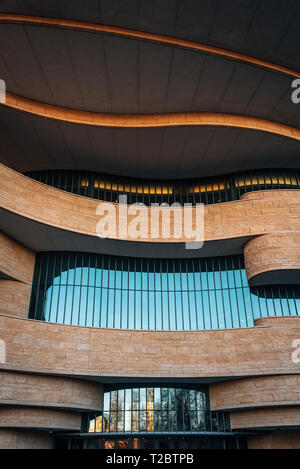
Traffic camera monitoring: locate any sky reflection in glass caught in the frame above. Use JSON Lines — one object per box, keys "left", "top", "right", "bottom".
{"left": 29, "top": 253, "right": 300, "bottom": 330}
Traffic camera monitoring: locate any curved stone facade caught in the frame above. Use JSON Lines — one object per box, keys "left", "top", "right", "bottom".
{"left": 0, "top": 407, "right": 81, "bottom": 431}
{"left": 0, "top": 315, "right": 299, "bottom": 379}
{"left": 0, "top": 371, "right": 103, "bottom": 412}
{"left": 0, "top": 429, "right": 54, "bottom": 449}
{"left": 210, "top": 375, "right": 300, "bottom": 411}
{"left": 0, "top": 231, "right": 35, "bottom": 284}
{"left": 244, "top": 232, "right": 300, "bottom": 285}
{"left": 0, "top": 280, "right": 31, "bottom": 318}
{"left": 230, "top": 407, "right": 300, "bottom": 430}
{"left": 248, "top": 431, "right": 300, "bottom": 449}
{"left": 0, "top": 163, "right": 300, "bottom": 249}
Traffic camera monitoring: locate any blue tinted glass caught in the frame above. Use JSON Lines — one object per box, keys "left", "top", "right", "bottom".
{"left": 102, "top": 269, "right": 108, "bottom": 288}
{"left": 216, "top": 290, "right": 225, "bottom": 329}
{"left": 227, "top": 270, "right": 235, "bottom": 288}
{"left": 195, "top": 291, "right": 204, "bottom": 329}
{"left": 136, "top": 271, "right": 142, "bottom": 291}
{"left": 214, "top": 270, "right": 221, "bottom": 290}
{"left": 142, "top": 291, "right": 148, "bottom": 330}
{"left": 175, "top": 291, "right": 183, "bottom": 330}
{"left": 142, "top": 272, "right": 148, "bottom": 290}
{"left": 174, "top": 272, "right": 181, "bottom": 291}
{"left": 122, "top": 270, "right": 128, "bottom": 289}
{"left": 202, "top": 291, "right": 211, "bottom": 329}
{"left": 220, "top": 270, "right": 228, "bottom": 289}
{"left": 250, "top": 290, "right": 261, "bottom": 320}
{"left": 161, "top": 273, "right": 168, "bottom": 291}
{"left": 209, "top": 291, "right": 218, "bottom": 329}
{"left": 135, "top": 290, "right": 142, "bottom": 329}
{"left": 236, "top": 288, "right": 247, "bottom": 327}
{"left": 296, "top": 297, "right": 300, "bottom": 315}
{"left": 31, "top": 253, "right": 300, "bottom": 331}
{"left": 162, "top": 292, "right": 169, "bottom": 330}
{"left": 258, "top": 293, "right": 268, "bottom": 317}
{"left": 229, "top": 289, "right": 239, "bottom": 327}
{"left": 79, "top": 286, "right": 88, "bottom": 325}
{"left": 94, "top": 287, "right": 101, "bottom": 326}
{"left": 169, "top": 292, "right": 176, "bottom": 330}
{"left": 189, "top": 291, "right": 197, "bottom": 330}
{"left": 81, "top": 267, "right": 89, "bottom": 286}
{"left": 121, "top": 290, "right": 128, "bottom": 329}
{"left": 222, "top": 290, "right": 232, "bottom": 328}
{"left": 156, "top": 292, "right": 162, "bottom": 330}
{"left": 100, "top": 289, "right": 108, "bottom": 327}
{"left": 207, "top": 271, "right": 214, "bottom": 290}
{"left": 181, "top": 272, "right": 188, "bottom": 291}
{"left": 149, "top": 292, "right": 155, "bottom": 330}
{"left": 115, "top": 269, "right": 122, "bottom": 289}
{"left": 182, "top": 291, "right": 189, "bottom": 330}
{"left": 243, "top": 288, "right": 254, "bottom": 326}
{"left": 201, "top": 271, "right": 208, "bottom": 290}
{"left": 128, "top": 291, "right": 135, "bottom": 329}
{"left": 148, "top": 272, "right": 154, "bottom": 291}
{"left": 234, "top": 268, "right": 242, "bottom": 288}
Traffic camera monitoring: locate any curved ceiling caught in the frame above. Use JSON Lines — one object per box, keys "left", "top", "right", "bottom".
{"left": 0, "top": 1, "right": 299, "bottom": 178}
{"left": 1, "top": 13, "right": 299, "bottom": 79}
{"left": 2, "top": 0, "right": 300, "bottom": 72}
{"left": 0, "top": 21, "right": 298, "bottom": 122}
{"left": 4, "top": 93, "right": 300, "bottom": 142}
{"left": 1, "top": 106, "right": 300, "bottom": 178}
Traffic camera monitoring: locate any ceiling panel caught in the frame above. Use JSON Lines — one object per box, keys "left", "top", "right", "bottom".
{"left": 2, "top": 0, "right": 300, "bottom": 70}
{"left": 0, "top": 1, "right": 300, "bottom": 178}
{"left": 0, "top": 24, "right": 298, "bottom": 126}
{"left": 0, "top": 106, "right": 300, "bottom": 178}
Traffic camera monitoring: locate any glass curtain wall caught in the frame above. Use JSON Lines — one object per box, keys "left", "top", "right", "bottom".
{"left": 29, "top": 253, "right": 300, "bottom": 331}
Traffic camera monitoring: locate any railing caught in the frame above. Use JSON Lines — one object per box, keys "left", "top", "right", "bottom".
{"left": 25, "top": 168, "right": 300, "bottom": 206}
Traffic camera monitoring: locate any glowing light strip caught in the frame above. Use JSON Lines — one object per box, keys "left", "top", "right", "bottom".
{"left": 0, "top": 13, "right": 299, "bottom": 78}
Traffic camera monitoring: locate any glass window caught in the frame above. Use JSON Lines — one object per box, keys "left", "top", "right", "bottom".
{"left": 25, "top": 169, "right": 300, "bottom": 206}
{"left": 88, "top": 385, "right": 225, "bottom": 435}
{"left": 29, "top": 253, "right": 300, "bottom": 331}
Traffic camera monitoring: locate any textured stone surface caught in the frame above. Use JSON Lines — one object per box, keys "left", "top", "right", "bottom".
{"left": 0, "top": 164, "right": 300, "bottom": 244}
{"left": 0, "top": 315, "right": 299, "bottom": 378}
{"left": 0, "top": 232, "right": 35, "bottom": 318}
{"left": 0, "top": 280, "right": 31, "bottom": 318}
{"left": 248, "top": 431, "right": 300, "bottom": 449}
{"left": 0, "top": 371, "right": 103, "bottom": 411}
{"left": 0, "top": 429, "right": 54, "bottom": 449}
{"left": 0, "top": 231, "right": 35, "bottom": 283}
{"left": 0, "top": 406, "right": 81, "bottom": 431}
{"left": 244, "top": 232, "right": 300, "bottom": 285}
{"left": 230, "top": 406, "right": 300, "bottom": 430}
{"left": 210, "top": 374, "right": 300, "bottom": 411}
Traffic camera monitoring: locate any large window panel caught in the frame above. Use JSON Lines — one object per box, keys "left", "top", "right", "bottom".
{"left": 87, "top": 385, "right": 229, "bottom": 435}
{"left": 30, "top": 253, "right": 300, "bottom": 331}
